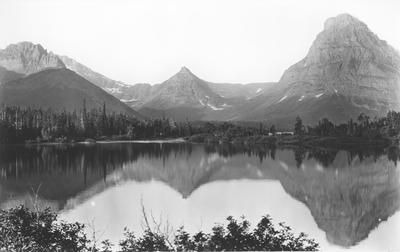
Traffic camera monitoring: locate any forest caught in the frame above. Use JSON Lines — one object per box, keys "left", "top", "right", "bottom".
{"left": 0, "top": 102, "right": 268, "bottom": 144}
{"left": 0, "top": 102, "right": 186, "bottom": 143}
{"left": 295, "top": 111, "right": 400, "bottom": 138}
{"left": 1, "top": 102, "right": 400, "bottom": 144}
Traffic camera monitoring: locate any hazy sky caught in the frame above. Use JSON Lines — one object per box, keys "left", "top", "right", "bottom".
{"left": 0, "top": 0, "right": 399, "bottom": 84}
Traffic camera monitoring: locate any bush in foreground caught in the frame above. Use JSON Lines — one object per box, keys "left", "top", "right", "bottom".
{"left": 0, "top": 206, "right": 89, "bottom": 251}
{"left": 0, "top": 206, "right": 319, "bottom": 251}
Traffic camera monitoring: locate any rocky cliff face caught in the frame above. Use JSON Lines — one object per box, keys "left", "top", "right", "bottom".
{"left": 59, "top": 55, "right": 128, "bottom": 91}
{"left": 237, "top": 14, "right": 400, "bottom": 126}
{"left": 0, "top": 42, "right": 131, "bottom": 92}
{"left": 280, "top": 14, "right": 400, "bottom": 108}
{"left": 0, "top": 42, "right": 65, "bottom": 75}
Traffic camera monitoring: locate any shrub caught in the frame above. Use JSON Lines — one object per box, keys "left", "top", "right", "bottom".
{"left": 0, "top": 206, "right": 89, "bottom": 251}
{"left": 1, "top": 206, "right": 319, "bottom": 251}
{"left": 121, "top": 215, "right": 319, "bottom": 251}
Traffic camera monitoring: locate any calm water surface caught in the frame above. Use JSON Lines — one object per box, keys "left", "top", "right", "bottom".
{"left": 0, "top": 142, "right": 399, "bottom": 251}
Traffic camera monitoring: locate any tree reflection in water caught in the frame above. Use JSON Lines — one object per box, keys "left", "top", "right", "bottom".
{"left": 0, "top": 142, "right": 399, "bottom": 248}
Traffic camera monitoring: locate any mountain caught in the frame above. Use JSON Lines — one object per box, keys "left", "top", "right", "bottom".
{"left": 0, "top": 42, "right": 142, "bottom": 117}
{"left": 0, "top": 68, "right": 143, "bottom": 117}
{"left": 0, "top": 41, "right": 132, "bottom": 92}
{"left": 120, "top": 67, "right": 275, "bottom": 121}
{"left": 144, "top": 67, "right": 224, "bottom": 107}
{"left": 55, "top": 56, "right": 276, "bottom": 121}
{"left": 58, "top": 55, "right": 130, "bottom": 92}
{"left": 120, "top": 14, "right": 400, "bottom": 125}
{"left": 2, "top": 14, "right": 398, "bottom": 125}
{"left": 235, "top": 14, "right": 400, "bottom": 127}
{"left": 0, "top": 42, "right": 65, "bottom": 76}
{"left": 129, "top": 67, "right": 232, "bottom": 120}
{"left": 58, "top": 55, "right": 159, "bottom": 108}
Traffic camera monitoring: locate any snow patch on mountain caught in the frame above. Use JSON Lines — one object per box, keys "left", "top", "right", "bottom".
{"left": 208, "top": 103, "right": 224, "bottom": 111}
{"left": 120, "top": 98, "right": 138, "bottom": 103}
{"left": 116, "top": 82, "right": 129, "bottom": 87}
{"left": 105, "top": 87, "right": 122, "bottom": 94}
{"left": 278, "top": 95, "right": 287, "bottom": 103}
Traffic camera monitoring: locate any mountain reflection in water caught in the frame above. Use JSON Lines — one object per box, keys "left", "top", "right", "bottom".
{"left": 0, "top": 143, "right": 399, "bottom": 249}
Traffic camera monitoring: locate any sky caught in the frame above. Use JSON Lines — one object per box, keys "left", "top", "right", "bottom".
{"left": 0, "top": 0, "right": 399, "bottom": 85}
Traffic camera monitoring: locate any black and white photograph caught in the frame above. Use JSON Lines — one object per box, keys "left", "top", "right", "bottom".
{"left": 0, "top": 0, "right": 399, "bottom": 251}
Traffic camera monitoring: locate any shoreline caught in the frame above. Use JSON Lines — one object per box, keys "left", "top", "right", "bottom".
{"left": 95, "top": 138, "right": 186, "bottom": 144}
{"left": 2, "top": 137, "right": 187, "bottom": 146}
{"left": 187, "top": 133, "right": 396, "bottom": 149}
{"left": 3, "top": 135, "right": 397, "bottom": 149}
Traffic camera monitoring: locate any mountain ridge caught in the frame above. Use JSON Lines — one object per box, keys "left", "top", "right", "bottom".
{"left": 1, "top": 13, "right": 399, "bottom": 125}
{"left": 230, "top": 13, "right": 400, "bottom": 126}
{"left": 0, "top": 68, "right": 143, "bottom": 118}
{"left": 58, "top": 55, "right": 130, "bottom": 91}
{"left": 0, "top": 41, "right": 65, "bottom": 76}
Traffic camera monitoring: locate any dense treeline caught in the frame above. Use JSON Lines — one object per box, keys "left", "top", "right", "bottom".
{"left": 0, "top": 103, "right": 272, "bottom": 144}
{"left": 294, "top": 111, "right": 400, "bottom": 138}
{"left": 0, "top": 102, "right": 192, "bottom": 143}
{"left": 0, "top": 102, "right": 132, "bottom": 143}
{"left": 189, "top": 112, "right": 400, "bottom": 145}
{"left": 2, "top": 101, "right": 400, "bottom": 144}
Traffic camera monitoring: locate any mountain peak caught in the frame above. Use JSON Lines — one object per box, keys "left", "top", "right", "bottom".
{"left": 170, "top": 66, "right": 198, "bottom": 81}
{"left": 5, "top": 41, "right": 46, "bottom": 55}
{"left": 178, "top": 66, "right": 193, "bottom": 75}
{"left": 324, "top": 13, "right": 366, "bottom": 30}
{"left": 272, "top": 13, "right": 400, "bottom": 126}
{"left": 0, "top": 41, "right": 65, "bottom": 75}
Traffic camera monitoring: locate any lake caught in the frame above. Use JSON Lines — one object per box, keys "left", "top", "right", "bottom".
{"left": 0, "top": 142, "right": 399, "bottom": 251}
